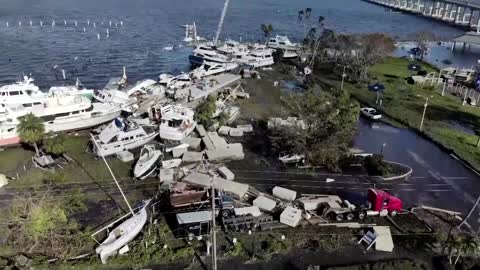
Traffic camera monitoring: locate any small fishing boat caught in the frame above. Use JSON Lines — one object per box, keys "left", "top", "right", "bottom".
{"left": 134, "top": 144, "right": 163, "bottom": 179}
{"left": 95, "top": 199, "right": 151, "bottom": 264}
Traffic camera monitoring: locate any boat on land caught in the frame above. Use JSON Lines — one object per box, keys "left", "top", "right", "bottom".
{"left": 91, "top": 118, "right": 158, "bottom": 156}
{"left": 158, "top": 105, "right": 196, "bottom": 141}
{"left": 95, "top": 199, "right": 151, "bottom": 264}
{"left": 134, "top": 144, "right": 163, "bottom": 179}
{"left": 191, "top": 62, "right": 239, "bottom": 79}
{"left": 188, "top": 43, "right": 229, "bottom": 66}
{"left": 0, "top": 91, "right": 122, "bottom": 147}
{"left": 267, "top": 35, "right": 299, "bottom": 59}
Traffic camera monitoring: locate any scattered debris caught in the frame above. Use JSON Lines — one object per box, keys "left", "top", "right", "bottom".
{"left": 325, "top": 178, "right": 335, "bottom": 183}
{"left": 218, "top": 126, "right": 232, "bottom": 136}
{"left": 267, "top": 117, "right": 306, "bottom": 129}
{"left": 182, "top": 151, "right": 204, "bottom": 163}
{"left": 228, "top": 128, "right": 244, "bottom": 137}
{"left": 280, "top": 206, "right": 302, "bottom": 227}
{"left": 217, "top": 166, "right": 235, "bottom": 180}
{"left": 116, "top": 151, "right": 134, "bottom": 162}
{"left": 253, "top": 196, "right": 277, "bottom": 212}
{"left": 372, "top": 226, "right": 394, "bottom": 252}
{"left": 273, "top": 186, "right": 297, "bottom": 201}
{"left": 236, "top": 124, "right": 253, "bottom": 133}
{"left": 162, "top": 159, "right": 182, "bottom": 169}
{"left": 182, "top": 137, "right": 202, "bottom": 151}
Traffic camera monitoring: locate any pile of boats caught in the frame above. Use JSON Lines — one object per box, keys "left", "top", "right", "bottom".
{"left": 188, "top": 35, "right": 300, "bottom": 68}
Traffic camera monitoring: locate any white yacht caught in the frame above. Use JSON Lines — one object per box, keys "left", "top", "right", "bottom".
{"left": 158, "top": 105, "right": 196, "bottom": 141}
{"left": 191, "top": 62, "right": 239, "bottom": 79}
{"left": 91, "top": 118, "right": 158, "bottom": 156}
{"left": 0, "top": 94, "right": 122, "bottom": 147}
{"left": 267, "top": 35, "right": 299, "bottom": 59}
{"left": 188, "top": 43, "right": 229, "bottom": 66}
{"left": 238, "top": 50, "right": 274, "bottom": 68}
{"left": 133, "top": 144, "right": 163, "bottom": 179}
{"left": 0, "top": 76, "right": 44, "bottom": 106}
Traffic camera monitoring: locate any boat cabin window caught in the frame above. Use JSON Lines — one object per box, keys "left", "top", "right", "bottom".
{"left": 85, "top": 106, "right": 94, "bottom": 112}
{"left": 9, "top": 91, "right": 20, "bottom": 96}
{"left": 23, "top": 103, "right": 33, "bottom": 107}
{"left": 26, "top": 90, "right": 33, "bottom": 95}
{"left": 71, "top": 110, "right": 80, "bottom": 115}
{"left": 55, "top": 112, "right": 70, "bottom": 118}
{"left": 269, "top": 38, "right": 276, "bottom": 42}
{"left": 0, "top": 92, "right": 6, "bottom": 96}
{"left": 137, "top": 134, "right": 145, "bottom": 138}
{"left": 34, "top": 102, "right": 41, "bottom": 105}
{"left": 279, "top": 42, "right": 286, "bottom": 45}
{"left": 41, "top": 115, "right": 55, "bottom": 122}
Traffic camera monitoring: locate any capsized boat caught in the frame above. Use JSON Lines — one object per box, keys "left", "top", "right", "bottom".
{"left": 134, "top": 144, "right": 163, "bottom": 179}
{"left": 95, "top": 199, "right": 151, "bottom": 264}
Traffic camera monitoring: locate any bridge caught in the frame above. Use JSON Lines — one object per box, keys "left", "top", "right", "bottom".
{"left": 363, "top": 0, "right": 480, "bottom": 30}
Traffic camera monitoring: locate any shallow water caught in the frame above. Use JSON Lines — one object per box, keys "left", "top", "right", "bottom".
{"left": 0, "top": 0, "right": 466, "bottom": 89}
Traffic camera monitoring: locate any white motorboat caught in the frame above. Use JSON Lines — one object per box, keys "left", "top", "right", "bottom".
{"left": 191, "top": 62, "right": 239, "bottom": 79}
{"left": 95, "top": 199, "right": 151, "bottom": 264}
{"left": 91, "top": 118, "right": 158, "bottom": 156}
{"left": 134, "top": 144, "right": 163, "bottom": 179}
{"left": 0, "top": 93, "right": 122, "bottom": 147}
{"left": 238, "top": 50, "right": 275, "bottom": 68}
{"left": 267, "top": 35, "right": 299, "bottom": 59}
{"left": 158, "top": 105, "right": 196, "bottom": 141}
{"left": 162, "top": 158, "right": 182, "bottom": 169}
{"left": 188, "top": 43, "right": 229, "bottom": 66}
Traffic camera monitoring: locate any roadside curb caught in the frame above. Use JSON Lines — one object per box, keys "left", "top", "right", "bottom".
{"left": 377, "top": 160, "right": 413, "bottom": 181}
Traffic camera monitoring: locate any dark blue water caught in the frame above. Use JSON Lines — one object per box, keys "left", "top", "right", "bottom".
{"left": 0, "top": 0, "right": 464, "bottom": 89}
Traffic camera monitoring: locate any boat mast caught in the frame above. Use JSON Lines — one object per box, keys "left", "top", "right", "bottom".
{"left": 213, "top": 0, "right": 230, "bottom": 46}
{"left": 90, "top": 134, "right": 135, "bottom": 215}
{"left": 210, "top": 175, "right": 217, "bottom": 270}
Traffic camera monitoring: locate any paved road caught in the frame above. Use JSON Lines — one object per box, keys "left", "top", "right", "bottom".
{"left": 233, "top": 118, "right": 480, "bottom": 222}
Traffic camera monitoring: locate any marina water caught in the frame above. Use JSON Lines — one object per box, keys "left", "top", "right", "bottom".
{"left": 0, "top": 0, "right": 470, "bottom": 89}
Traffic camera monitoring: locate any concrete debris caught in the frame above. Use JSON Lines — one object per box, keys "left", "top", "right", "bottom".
{"left": 267, "top": 117, "right": 306, "bottom": 130}
{"left": 218, "top": 126, "right": 232, "bottom": 136}
{"left": 196, "top": 124, "right": 207, "bottom": 137}
{"left": 234, "top": 206, "right": 262, "bottom": 217}
{"left": 208, "top": 132, "right": 227, "bottom": 148}
{"left": 183, "top": 172, "right": 249, "bottom": 198}
{"left": 372, "top": 226, "right": 394, "bottom": 252}
{"left": 272, "top": 186, "right": 297, "bottom": 201}
{"left": 253, "top": 196, "right": 277, "bottom": 212}
{"left": 229, "top": 128, "right": 244, "bottom": 137}
{"left": 182, "top": 137, "right": 202, "bottom": 151}
{"left": 234, "top": 91, "right": 250, "bottom": 99}
{"left": 236, "top": 124, "right": 253, "bottom": 133}
{"left": 326, "top": 178, "right": 335, "bottom": 183}
{"left": 116, "top": 151, "right": 134, "bottom": 162}
{"left": 159, "top": 168, "right": 175, "bottom": 184}
{"left": 166, "top": 143, "right": 189, "bottom": 153}
{"left": 205, "top": 143, "right": 244, "bottom": 161}
{"left": 162, "top": 159, "right": 182, "bottom": 169}
{"left": 297, "top": 197, "right": 328, "bottom": 211}
{"left": 217, "top": 166, "right": 234, "bottom": 181}
{"left": 202, "top": 134, "right": 216, "bottom": 150}
{"left": 172, "top": 147, "right": 187, "bottom": 158}
{"left": 280, "top": 206, "right": 302, "bottom": 227}
{"left": 182, "top": 151, "right": 204, "bottom": 163}
{"left": 223, "top": 106, "right": 240, "bottom": 123}
{"left": 118, "top": 245, "right": 130, "bottom": 255}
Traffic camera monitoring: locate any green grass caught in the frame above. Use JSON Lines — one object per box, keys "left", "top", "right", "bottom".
{"left": 344, "top": 57, "right": 480, "bottom": 170}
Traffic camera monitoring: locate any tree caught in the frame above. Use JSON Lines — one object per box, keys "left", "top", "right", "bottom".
{"left": 298, "top": 10, "right": 304, "bottom": 20}
{"left": 409, "top": 31, "right": 436, "bottom": 61}
{"left": 277, "top": 90, "right": 359, "bottom": 171}
{"left": 335, "top": 33, "right": 395, "bottom": 81}
{"left": 17, "top": 113, "right": 45, "bottom": 156}
{"left": 44, "top": 132, "right": 67, "bottom": 155}
{"left": 6, "top": 189, "right": 89, "bottom": 258}
{"left": 305, "top": 8, "right": 312, "bottom": 18}
{"left": 269, "top": 126, "right": 306, "bottom": 156}
{"left": 195, "top": 95, "right": 217, "bottom": 129}
{"left": 260, "top": 24, "right": 273, "bottom": 40}
{"left": 454, "top": 235, "right": 478, "bottom": 265}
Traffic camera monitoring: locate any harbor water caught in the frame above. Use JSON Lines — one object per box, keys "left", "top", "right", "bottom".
{"left": 0, "top": 0, "right": 470, "bottom": 89}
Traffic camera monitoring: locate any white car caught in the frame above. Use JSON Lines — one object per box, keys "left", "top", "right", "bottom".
{"left": 361, "top": 107, "right": 382, "bottom": 120}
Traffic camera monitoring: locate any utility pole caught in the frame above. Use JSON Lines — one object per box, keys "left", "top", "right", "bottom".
{"left": 210, "top": 175, "right": 217, "bottom": 270}
{"left": 341, "top": 66, "right": 347, "bottom": 90}
{"left": 419, "top": 96, "right": 429, "bottom": 131}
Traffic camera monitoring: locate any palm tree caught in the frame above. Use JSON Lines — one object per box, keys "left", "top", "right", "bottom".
{"left": 260, "top": 24, "right": 273, "bottom": 40}
{"left": 305, "top": 8, "right": 312, "bottom": 18}
{"left": 17, "top": 113, "right": 45, "bottom": 156}
{"left": 298, "top": 10, "right": 304, "bottom": 20}
{"left": 44, "top": 132, "right": 67, "bottom": 156}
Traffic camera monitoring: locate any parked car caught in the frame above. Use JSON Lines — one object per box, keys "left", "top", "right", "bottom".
{"left": 361, "top": 107, "right": 382, "bottom": 120}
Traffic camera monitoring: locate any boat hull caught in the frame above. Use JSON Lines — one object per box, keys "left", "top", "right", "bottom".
{"left": 94, "top": 131, "right": 159, "bottom": 157}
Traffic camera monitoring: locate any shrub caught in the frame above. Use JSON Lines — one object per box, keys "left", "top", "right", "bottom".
{"left": 362, "top": 154, "right": 391, "bottom": 176}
